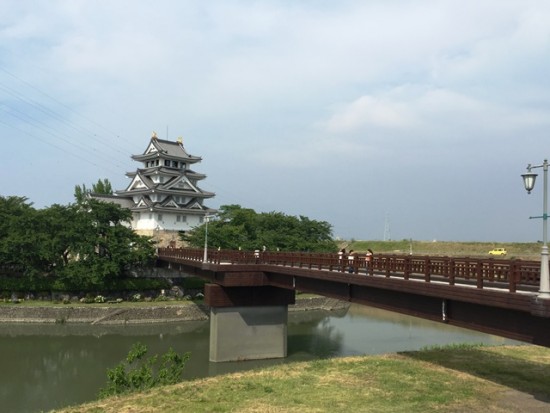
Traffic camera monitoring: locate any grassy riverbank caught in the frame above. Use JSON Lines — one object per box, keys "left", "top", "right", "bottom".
{"left": 344, "top": 240, "right": 541, "bottom": 259}
{"left": 56, "top": 344, "right": 550, "bottom": 413}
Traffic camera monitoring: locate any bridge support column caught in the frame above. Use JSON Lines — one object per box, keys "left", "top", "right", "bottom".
{"left": 205, "top": 284, "right": 295, "bottom": 362}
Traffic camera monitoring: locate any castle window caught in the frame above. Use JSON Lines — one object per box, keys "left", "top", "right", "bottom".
{"left": 158, "top": 214, "right": 163, "bottom": 221}
{"left": 172, "top": 161, "right": 178, "bottom": 167}
{"left": 164, "top": 160, "right": 170, "bottom": 166}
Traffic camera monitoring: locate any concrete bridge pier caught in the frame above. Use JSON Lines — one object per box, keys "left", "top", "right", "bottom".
{"left": 205, "top": 284, "right": 295, "bottom": 362}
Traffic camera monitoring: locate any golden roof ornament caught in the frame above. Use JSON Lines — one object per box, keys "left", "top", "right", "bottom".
{"left": 152, "top": 131, "right": 158, "bottom": 139}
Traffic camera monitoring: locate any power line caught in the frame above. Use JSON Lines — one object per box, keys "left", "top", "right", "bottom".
{"left": 0, "top": 67, "right": 139, "bottom": 175}
{"left": 0, "top": 100, "right": 127, "bottom": 169}
{"left": 0, "top": 118, "right": 121, "bottom": 175}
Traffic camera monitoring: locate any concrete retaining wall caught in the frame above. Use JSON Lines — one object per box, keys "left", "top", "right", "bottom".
{"left": 0, "top": 297, "right": 348, "bottom": 325}
{"left": 0, "top": 303, "right": 209, "bottom": 325}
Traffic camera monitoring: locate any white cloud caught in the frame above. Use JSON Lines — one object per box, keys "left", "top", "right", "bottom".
{"left": 323, "top": 95, "right": 419, "bottom": 134}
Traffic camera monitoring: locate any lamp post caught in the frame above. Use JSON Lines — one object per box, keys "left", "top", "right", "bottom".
{"left": 522, "top": 159, "right": 550, "bottom": 299}
{"left": 203, "top": 214, "right": 216, "bottom": 263}
{"left": 203, "top": 215, "right": 210, "bottom": 263}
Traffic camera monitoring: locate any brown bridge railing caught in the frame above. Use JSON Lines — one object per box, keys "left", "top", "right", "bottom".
{"left": 157, "top": 248, "right": 541, "bottom": 294}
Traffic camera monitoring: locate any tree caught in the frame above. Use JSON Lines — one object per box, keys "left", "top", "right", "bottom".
{"left": 92, "top": 178, "right": 113, "bottom": 195}
{"left": 181, "top": 204, "right": 337, "bottom": 252}
{"left": 56, "top": 199, "right": 155, "bottom": 289}
{"left": 0, "top": 194, "right": 155, "bottom": 289}
{"left": 74, "top": 178, "right": 114, "bottom": 204}
{"left": 74, "top": 183, "right": 89, "bottom": 204}
{"left": 0, "top": 196, "right": 43, "bottom": 276}
{"left": 39, "top": 204, "right": 83, "bottom": 267}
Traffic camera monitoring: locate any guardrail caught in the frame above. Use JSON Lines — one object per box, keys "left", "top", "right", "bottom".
{"left": 157, "top": 248, "right": 541, "bottom": 293}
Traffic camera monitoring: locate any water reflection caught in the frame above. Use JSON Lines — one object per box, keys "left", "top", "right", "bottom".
{"left": 0, "top": 304, "right": 519, "bottom": 412}
{"left": 288, "top": 310, "right": 346, "bottom": 359}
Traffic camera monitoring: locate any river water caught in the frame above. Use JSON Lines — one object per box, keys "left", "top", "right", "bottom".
{"left": 0, "top": 304, "right": 519, "bottom": 412}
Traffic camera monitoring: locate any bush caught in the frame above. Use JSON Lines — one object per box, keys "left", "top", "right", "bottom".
{"left": 179, "top": 277, "right": 206, "bottom": 290}
{"left": 99, "top": 342, "right": 190, "bottom": 398}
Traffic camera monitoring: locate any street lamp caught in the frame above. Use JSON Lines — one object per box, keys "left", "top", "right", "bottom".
{"left": 203, "top": 214, "right": 215, "bottom": 263}
{"left": 522, "top": 159, "right": 550, "bottom": 299}
{"left": 203, "top": 215, "right": 210, "bottom": 263}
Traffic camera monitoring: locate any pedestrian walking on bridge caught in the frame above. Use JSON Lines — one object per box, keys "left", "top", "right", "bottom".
{"left": 365, "top": 249, "right": 374, "bottom": 275}
{"left": 348, "top": 250, "right": 357, "bottom": 273}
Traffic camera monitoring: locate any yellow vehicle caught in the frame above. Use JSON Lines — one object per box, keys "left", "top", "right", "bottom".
{"left": 488, "top": 248, "right": 507, "bottom": 256}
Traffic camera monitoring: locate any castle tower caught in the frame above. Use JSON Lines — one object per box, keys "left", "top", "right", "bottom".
{"left": 98, "top": 133, "right": 216, "bottom": 246}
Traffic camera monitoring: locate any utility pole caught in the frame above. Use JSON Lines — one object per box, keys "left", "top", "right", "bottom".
{"left": 384, "top": 213, "right": 391, "bottom": 241}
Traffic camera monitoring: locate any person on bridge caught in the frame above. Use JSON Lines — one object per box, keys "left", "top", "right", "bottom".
{"left": 338, "top": 248, "right": 346, "bottom": 270}
{"left": 348, "top": 250, "right": 357, "bottom": 273}
{"left": 365, "top": 249, "right": 374, "bottom": 275}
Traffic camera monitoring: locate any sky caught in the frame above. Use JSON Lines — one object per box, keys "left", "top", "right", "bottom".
{"left": 1, "top": 1, "right": 549, "bottom": 243}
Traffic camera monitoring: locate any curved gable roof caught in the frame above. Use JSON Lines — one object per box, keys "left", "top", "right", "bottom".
{"left": 135, "top": 137, "right": 202, "bottom": 162}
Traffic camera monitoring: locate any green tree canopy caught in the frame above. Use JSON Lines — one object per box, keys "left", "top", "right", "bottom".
{"left": 181, "top": 204, "right": 337, "bottom": 252}
{"left": 55, "top": 199, "right": 155, "bottom": 288}
{"left": 74, "top": 178, "right": 114, "bottom": 204}
{"left": 0, "top": 194, "right": 155, "bottom": 289}
{"left": 0, "top": 196, "right": 44, "bottom": 277}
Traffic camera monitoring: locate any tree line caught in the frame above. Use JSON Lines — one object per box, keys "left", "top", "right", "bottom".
{"left": 0, "top": 182, "right": 155, "bottom": 292}
{"left": 1, "top": 184, "right": 337, "bottom": 294}
{"left": 182, "top": 204, "right": 337, "bottom": 252}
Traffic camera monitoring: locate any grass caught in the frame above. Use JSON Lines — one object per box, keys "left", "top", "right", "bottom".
{"left": 345, "top": 240, "right": 541, "bottom": 260}
{"left": 55, "top": 344, "right": 550, "bottom": 413}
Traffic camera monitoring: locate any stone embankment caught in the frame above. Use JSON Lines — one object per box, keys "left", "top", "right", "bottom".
{"left": 0, "top": 296, "right": 348, "bottom": 325}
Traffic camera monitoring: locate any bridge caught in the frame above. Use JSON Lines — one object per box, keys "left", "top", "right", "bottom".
{"left": 157, "top": 247, "right": 550, "bottom": 361}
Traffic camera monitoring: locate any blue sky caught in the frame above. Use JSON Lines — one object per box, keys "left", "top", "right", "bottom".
{"left": 1, "top": 1, "right": 549, "bottom": 242}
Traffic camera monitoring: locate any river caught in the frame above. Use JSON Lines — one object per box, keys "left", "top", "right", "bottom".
{"left": 0, "top": 304, "right": 520, "bottom": 412}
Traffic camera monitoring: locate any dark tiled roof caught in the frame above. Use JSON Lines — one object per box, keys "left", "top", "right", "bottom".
{"left": 132, "top": 138, "right": 202, "bottom": 162}
{"left": 90, "top": 194, "right": 135, "bottom": 209}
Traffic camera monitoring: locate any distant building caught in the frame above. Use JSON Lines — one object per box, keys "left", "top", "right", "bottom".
{"left": 93, "top": 133, "right": 216, "bottom": 246}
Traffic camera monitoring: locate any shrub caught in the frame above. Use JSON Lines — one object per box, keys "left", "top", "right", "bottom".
{"left": 99, "top": 342, "right": 190, "bottom": 398}
{"left": 179, "top": 277, "right": 206, "bottom": 290}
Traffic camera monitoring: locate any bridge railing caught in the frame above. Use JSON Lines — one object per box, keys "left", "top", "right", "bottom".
{"left": 157, "top": 248, "right": 541, "bottom": 293}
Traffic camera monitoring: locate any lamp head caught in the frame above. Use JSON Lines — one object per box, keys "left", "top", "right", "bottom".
{"left": 522, "top": 171, "right": 538, "bottom": 194}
